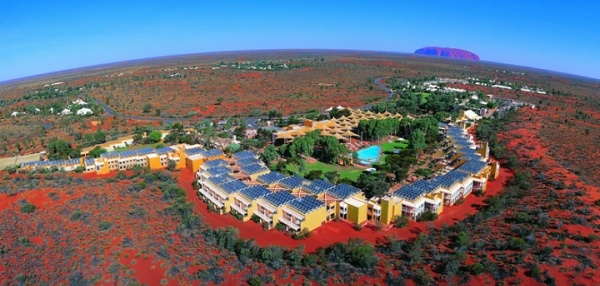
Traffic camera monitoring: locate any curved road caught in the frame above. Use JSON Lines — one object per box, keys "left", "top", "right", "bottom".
{"left": 86, "top": 77, "right": 395, "bottom": 124}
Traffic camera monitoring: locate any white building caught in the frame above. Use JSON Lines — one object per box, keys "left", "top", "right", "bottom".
{"left": 72, "top": 99, "right": 88, "bottom": 105}
{"left": 60, "top": 108, "right": 72, "bottom": 115}
{"left": 76, "top": 108, "right": 93, "bottom": 116}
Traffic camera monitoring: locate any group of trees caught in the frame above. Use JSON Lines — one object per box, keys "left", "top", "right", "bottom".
{"left": 46, "top": 138, "right": 80, "bottom": 160}
{"left": 279, "top": 130, "right": 350, "bottom": 164}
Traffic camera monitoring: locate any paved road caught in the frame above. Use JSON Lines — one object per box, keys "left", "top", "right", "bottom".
{"left": 85, "top": 76, "right": 395, "bottom": 124}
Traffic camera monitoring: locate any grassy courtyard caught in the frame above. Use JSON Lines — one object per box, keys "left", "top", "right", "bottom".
{"left": 285, "top": 161, "right": 364, "bottom": 182}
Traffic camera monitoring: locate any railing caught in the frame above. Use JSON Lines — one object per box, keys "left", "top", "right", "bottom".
{"left": 198, "top": 188, "right": 224, "bottom": 208}
{"left": 253, "top": 211, "right": 272, "bottom": 223}
{"left": 278, "top": 216, "right": 301, "bottom": 231}
{"left": 230, "top": 203, "right": 247, "bottom": 215}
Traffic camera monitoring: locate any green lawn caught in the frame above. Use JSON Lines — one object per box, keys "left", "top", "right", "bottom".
{"left": 381, "top": 140, "right": 409, "bottom": 153}
{"left": 285, "top": 161, "right": 364, "bottom": 182}
{"left": 420, "top": 92, "right": 430, "bottom": 104}
{"left": 113, "top": 142, "right": 166, "bottom": 152}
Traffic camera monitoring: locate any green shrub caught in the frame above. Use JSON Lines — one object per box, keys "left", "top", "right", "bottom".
{"left": 393, "top": 215, "right": 409, "bottom": 228}
{"left": 468, "top": 262, "right": 486, "bottom": 275}
{"left": 20, "top": 202, "right": 36, "bottom": 214}
{"left": 99, "top": 221, "right": 113, "bottom": 231}
{"left": 416, "top": 210, "right": 438, "bottom": 222}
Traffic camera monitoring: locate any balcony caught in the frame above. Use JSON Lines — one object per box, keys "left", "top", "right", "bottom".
{"left": 278, "top": 216, "right": 301, "bottom": 231}
{"left": 230, "top": 203, "right": 247, "bottom": 215}
{"left": 253, "top": 210, "right": 273, "bottom": 223}
{"left": 198, "top": 188, "right": 224, "bottom": 208}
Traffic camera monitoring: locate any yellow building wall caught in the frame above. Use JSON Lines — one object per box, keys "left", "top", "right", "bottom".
{"left": 272, "top": 206, "right": 284, "bottom": 227}
{"left": 96, "top": 159, "right": 110, "bottom": 175}
{"left": 249, "top": 170, "right": 270, "bottom": 181}
{"left": 244, "top": 201, "right": 260, "bottom": 222}
{"left": 185, "top": 157, "right": 205, "bottom": 173}
{"left": 347, "top": 203, "right": 367, "bottom": 225}
{"left": 147, "top": 156, "right": 162, "bottom": 170}
{"left": 173, "top": 149, "right": 187, "bottom": 170}
{"left": 300, "top": 206, "right": 327, "bottom": 232}
{"left": 380, "top": 198, "right": 403, "bottom": 224}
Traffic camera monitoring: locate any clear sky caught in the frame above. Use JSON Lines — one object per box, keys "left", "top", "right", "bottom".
{"left": 1, "top": 0, "right": 599, "bottom": 82}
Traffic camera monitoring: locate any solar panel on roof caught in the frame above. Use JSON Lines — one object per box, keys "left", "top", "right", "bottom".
{"left": 328, "top": 183, "right": 360, "bottom": 200}
{"left": 204, "top": 159, "right": 228, "bottom": 168}
{"left": 278, "top": 175, "right": 308, "bottom": 189}
{"left": 288, "top": 196, "right": 324, "bottom": 214}
{"left": 201, "top": 149, "right": 224, "bottom": 158}
{"left": 206, "top": 166, "right": 231, "bottom": 176}
{"left": 220, "top": 179, "right": 248, "bottom": 195}
{"left": 263, "top": 191, "right": 297, "bottom": 207}
{"left": 207, "top": 175, "right": 236, "bottom": 187}
{"left": 257, "top": 172, "right": 286, "bottom": 184}
{"left": 456, "top": 160, "right": 487, "bottom": 174}
{"left": 233, "top": 150, "right": 257, "bottom": 160}
{"left": 155, "top": 147, "right": 174, "bottom": 154}
{"left": 393, "top": 185, "right": 424, "bottom": 201}
{"left": 240, "top": 185, "right": 270, "bottom": 201}
{"left": 241, "top": 163, "right": 269, "bottom": 175}
{"left": 302, "top": 179, "right": 334, "bottom": 195}
{"left": 185, "top": 147, "right": 204, "bottom": 156}
{"left": 236, "top": 157, "right": 263, "bottom": 167}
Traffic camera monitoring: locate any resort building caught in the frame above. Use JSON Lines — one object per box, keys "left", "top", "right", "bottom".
{"left": 272, "top": 107, "right": 402, "bottom": 144}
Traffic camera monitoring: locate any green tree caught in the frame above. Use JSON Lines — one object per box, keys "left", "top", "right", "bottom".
{"left": 20, "top": 202, "right": 36, "bottom": 214}
{"left": 260, "top": 145, "right": 279, "bottom": 164}
{"left": 93, "top": 131, "right": 106, "bottom": 144}
{"left": 410, "top": 129, "right": 427, "bottom": 155}
{"left": 148, "top": 130, "right": 163, "bottom": 143}
{"left": 89, "top": 146, "right": 107, "bottom": 158}
{"left": 142, "top": 103, "right": 153, "bottom": 113}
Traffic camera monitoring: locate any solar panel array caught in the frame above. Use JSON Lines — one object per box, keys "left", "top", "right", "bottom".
{"left": 184, "top": 147, "right": 204, "bottom": 156}
{"left": 278, "top": 175, "right": 308, "bottom": 190}
{"left": 241, "top": 163, "right": 269, "bottom": 175}
{"left": 257, "top": 171, "right": 286, "bottom": 184}
{"left": 328, "top": 183, "right": 360, "bottom": 200}
{"left": 434, "top": 170, "right": 469, "bottom": 188}
{"left": 302, "top": 179, "right": 334, "bottom": 195}
{"left": 236, "top": 157, "right": 263, "bottom": 167}
{"left": 102, "top": 147, "right": 159, "bottom": 159}
{"left": 204, "top": 159, "right": 228, "bottom": 168}
{"left": 263, "top": 191, "right": 297, "bottom": 207}
{"left": 456, "top": 160, "right": 487, "bottom": 175}
{"left": 233, "top": 150, "right": 257, "bottom": 160}
{"left": 393, "top": 185, "right": 426, "bottom": 201}
{"left": 289, "top": 196, "right": 324, "bottom": 214}
{"left": 85, "top": 158, "right": 95, "bottom": 165}
{"left": 240, "top": 185, "right": 270, "bottom": 201}
{"left": 201, "top": 149, "right": 224, "bottom": 158}
{"left": 207, "top": 175, "right": 236, "bottom": 187}
{"left": 412, "top": 180, "right": 439, "bottom": 193}
{"left": 21, "top": 161, "right": 40, "bottom": 167}
{"left": 220, "top": 179, "right": 249, "bottom": 195}
{"left": 205, "top": 166, "right": 231, "bottom": 177}
{"left": 22, "top": 158, "right": 81, "bottom": 168}
{"left": 155, "top": 146, "right": 175, "bottom": 155}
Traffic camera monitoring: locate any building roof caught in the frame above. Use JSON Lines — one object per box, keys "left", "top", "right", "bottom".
{"left": 205, "top": 166, "right": 231, "bottom": 177}
{"left": 155, "top": 146, "right": 175, "bottom": 155}
{"left": 393, "top": 185, "right": 426, "bottom": 201}
{"left": 256, "top": 171, "right": 286, "bottom": 185}
{"left": 456, "top": 160, "right": 488, "bottom": 175}
{"left": 288, "top": 196, "right": 324, "bottom": 214}
{"left": 236, "top": 157, "right": 263, "bottom": 167}
{"left": 327, "top": 183, "right": 361, "bottom": 200}
{"left": 434, "top": 170, "right": 470, "bottom": 188}
{"left": 412, "top": 180, "right": 441, "bottom": 194}
{"left": 239, "top": 185, "right": 271, "bottom": 201}
{"left": 263, "top": 191, "right": 297, "bottom": 207}
{"left": 203, "top": 159, "right": 229, "bottom": 169}
{"left": 301, "top": 179, "right": 335, "bottom": 195}
{"left": 240, "top": 163, "right": 269, "bottom": 175}
{"left": 201, "top": 149, "right": 224, "bottom": 158}
{"left": 184, "top": 147, "right": 204, "bottom": 156}
{"left": 207, "top": 175, "right": 236, "bottom": 187}
{"left": 233, "top": 150, "right": 257, "bottom": 160}
{"left": 220, "top": 179, "right": 249, "bottom": 195}
{"left": 278, "top": 175, "right": 309, "bottom": 190}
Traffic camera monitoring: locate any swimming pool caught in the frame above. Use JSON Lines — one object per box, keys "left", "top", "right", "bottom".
{"left": 356, "top": 145, "right": 381, "bottom": 165}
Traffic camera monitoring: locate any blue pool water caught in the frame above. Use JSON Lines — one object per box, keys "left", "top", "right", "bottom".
{"left": 357, "top": 145, "right": 381, "bottom": 165}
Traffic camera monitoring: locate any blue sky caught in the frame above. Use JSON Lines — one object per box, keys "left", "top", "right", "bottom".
{"left": 1, "top": 1, "right": 599, "bottom": 82}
